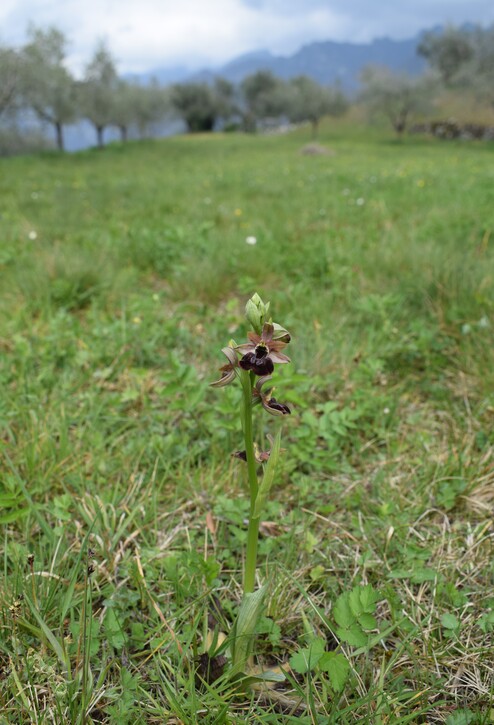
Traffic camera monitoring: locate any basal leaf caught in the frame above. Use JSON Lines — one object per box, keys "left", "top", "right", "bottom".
{"left": 441, "top": 613, "right": 459, "bottom": 630}
{"left": 104, "top": 608, "right": 127, "bottom": 650}
{"left": 336, "top": 624, "right": 367, "bottom": 647}
{"left": 289, "top": 638, "right": 325, "bottom": 674}
{"left": 333, "top": 593, "right": 356, "bottom": 629}
{"left": 358, "top": 612, "right": 377, "bottom": 630}
{"left": 357, "top": 584, "right": 380, "bottom": 613}
{"left": 411, "top": 568, "right": 437, "bottom": 583}
{"left": 319, "top": 652, "right": 350, "bottom": 691}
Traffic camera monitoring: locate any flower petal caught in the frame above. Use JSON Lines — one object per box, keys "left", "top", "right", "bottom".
{"left": 235, "top": 341, "right": 256, "bottom": 355}
{"left": 269, "top": 351, "right": 291, "bottom": 364}
{"left": 267, "top": 339, "right": 288, "bottom": 352}
{"left": 221, "top": 346, "right": 238, "bottom": 366}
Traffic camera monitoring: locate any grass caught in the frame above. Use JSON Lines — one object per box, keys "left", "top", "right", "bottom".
{"left": 0, "top": 120, "right": 494, "bottom": 723}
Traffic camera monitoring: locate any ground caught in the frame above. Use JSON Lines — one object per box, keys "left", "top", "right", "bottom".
{"left": 0, "top": 123, "right": 493, "bottom": 723}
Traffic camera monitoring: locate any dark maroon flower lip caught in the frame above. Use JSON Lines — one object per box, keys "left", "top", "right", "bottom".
{"left": 265, "top": 397, "right": 291, "bottom": 415}
{"left": 236, "top": 322, "right": 290, "bottom": 377}
{"left": 239, "top": 350, "right": 274, "bottom": 376}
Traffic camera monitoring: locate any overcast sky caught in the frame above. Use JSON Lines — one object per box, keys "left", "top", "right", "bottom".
{"left": 1, "top": 0, "right": 493, "bottom": 75}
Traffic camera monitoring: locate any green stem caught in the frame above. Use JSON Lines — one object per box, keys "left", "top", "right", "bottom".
{"left": 241, "top": 371, "right": 260, "bottom": 594}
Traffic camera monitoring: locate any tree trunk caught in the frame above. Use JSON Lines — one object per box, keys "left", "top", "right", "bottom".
{"left": 119, "top": 125, "right": 128, "bottom": 142}
{"left": 96, "top": 125, "right": 104, "bottom": 149}
{"left": 311, "top": 119, "right": 319, "bottom": 140}
{"left": 393, "top": 110, "right": 408, "bottom": 138}
{"left": 55, "top": 121, "right": 65, "bottom": 152}
{"left": 393, "top": 122, "right": 404, "bottom": 137}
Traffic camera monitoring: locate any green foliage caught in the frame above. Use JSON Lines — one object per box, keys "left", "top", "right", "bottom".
{"left": 105, "top": 668, "right": 141, "bottom": 723}
{"left": 241, "top": 70, "right": 290, "bottom": 127}
{"left": 360, "top": 65, "right": 435, "bottom": 134}
{"left": 0, "top": 44, "right": 23, "bottom": 118}
{"left": 446, "top": 710, "right": 476, "bottom": 725}
{"left": 230, "top": 586, "right": 267, "bottom": 676}
{"left": 172, "top": 82, "right": 226, "bottom": 132}
{"left": 418, "top": 26, "right": 474, "bottom": 84}
{"left": 333, "top": 585, "right": 380, "bottom": 647}
{"left": 289, "top": 637, "right": 350, "bottom": 692}
{"left": 287, "top": 75, "right": 348, "bottom": 138}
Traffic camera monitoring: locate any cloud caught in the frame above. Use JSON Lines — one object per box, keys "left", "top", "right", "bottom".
{"left": 1, "top": 0, "right": 493, "bottom": 75}
{"left": 0, "top": 0, "right": 345, "bottom": 74}
{"left": 242, "top": 0, "right": 494, "bottom": 36}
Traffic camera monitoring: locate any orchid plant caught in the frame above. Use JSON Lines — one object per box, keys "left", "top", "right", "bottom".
{"left": 211, "top": 294, "right": 291, "bottom": 677}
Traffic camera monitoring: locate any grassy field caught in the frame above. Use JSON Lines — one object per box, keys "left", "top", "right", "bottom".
{"left": 1, "top": 122, "right": 494, "bottom": 723}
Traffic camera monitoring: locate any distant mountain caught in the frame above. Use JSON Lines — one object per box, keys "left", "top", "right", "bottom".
{"left": 150, "top": 32, "right": 428, "bottom": 91}
{"left": 125, "top": 65, "right": 192, "bottom": 85}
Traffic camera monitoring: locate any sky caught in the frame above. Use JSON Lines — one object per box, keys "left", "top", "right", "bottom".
{"left": 1, "top": 0, "right": 494, "bottom": 75}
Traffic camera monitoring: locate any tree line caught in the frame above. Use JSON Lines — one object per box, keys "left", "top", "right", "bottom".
{"left": 0, "top": 24, "right": 493, "bottom": 153}
{"left": 0, "top": 26, "right": 347, "bottom": 153}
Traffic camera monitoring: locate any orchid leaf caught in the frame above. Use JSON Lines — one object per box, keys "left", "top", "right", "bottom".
{"left": 253, "top": 428, "right": 282, "bottom": 519}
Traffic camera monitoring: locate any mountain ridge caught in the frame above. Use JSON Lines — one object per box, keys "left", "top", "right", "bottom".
{"left": 146, "top": 31, "right": 429, "bottom": 90}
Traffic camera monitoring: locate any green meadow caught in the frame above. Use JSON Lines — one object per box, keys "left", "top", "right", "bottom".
{"left": 1, "top": 123, "right": 494, "bottom": 723}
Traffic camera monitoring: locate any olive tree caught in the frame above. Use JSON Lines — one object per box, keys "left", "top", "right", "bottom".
{"left": 418, "top": 25, "right": 494, "bottom": 111}
{"left": 172, "top": 78, "right": 234, "bottom": 133}
{"left": 468, "top": 26, "right": 494, "bottom": 108}
{"left": 241, "top": 71, "right": 289, "bottom": 130}
{"left": 132, "top": 80, "right": 171, "bottom": 139}
{"left": 417, "top": 26, "right": 474, "bottom": 85}
{"left": 287, "top": 75, "right": 348, "bottom": 138}
{"left": 22, "top": 26, "right": 77, "bottom": 151}
{"left": 360, "top": 66, "right": 435, "bottom": 136}
{"left": 79, "top": 42, "right": 118, "bottom": 148}
{"left": 110, "top": 79, "right": 137, "bottom": 142}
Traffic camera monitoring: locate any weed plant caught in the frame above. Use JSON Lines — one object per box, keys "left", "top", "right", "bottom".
{"left": 0, "top": 122, "right": 493, "bottom": 722}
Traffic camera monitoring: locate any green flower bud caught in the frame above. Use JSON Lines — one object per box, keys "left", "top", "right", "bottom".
{"left": 245, "top": 293, "right": 270, "bottom": 334}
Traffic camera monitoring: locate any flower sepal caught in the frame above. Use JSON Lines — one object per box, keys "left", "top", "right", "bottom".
{"left": 210, "top": 346, "right": 239, "bottom": 388}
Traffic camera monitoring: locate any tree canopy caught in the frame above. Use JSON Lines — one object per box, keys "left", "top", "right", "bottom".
{"left": 287, "top": 76, "right": 348, "bottom": 138}
{"left": 0, "top": 46, "right": 23, "bottom": 118}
